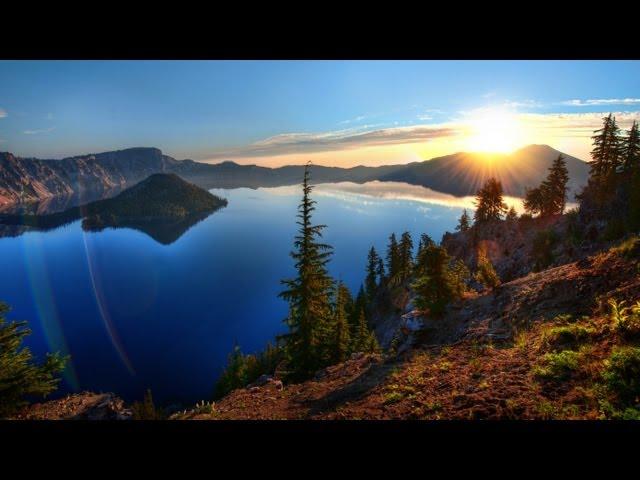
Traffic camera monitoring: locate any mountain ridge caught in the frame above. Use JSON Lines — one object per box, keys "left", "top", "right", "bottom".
{"left": 0, "top": 144, "right": 589, "bottom": 205}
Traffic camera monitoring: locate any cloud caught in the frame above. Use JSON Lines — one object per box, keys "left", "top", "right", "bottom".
{"left": 560, "top": 98, "right": 640, "bottom": 107}
{"left": 0, "top": 108, "right": 7, "bottom": 118}
{"left": 23, "top": 127, "right": 55, "bottom": 135}
{"left": 339, "top": 115, "right": 368, "bottom": 125}
{"left": 205, "top": 124, "right": 460, "bottom": 159}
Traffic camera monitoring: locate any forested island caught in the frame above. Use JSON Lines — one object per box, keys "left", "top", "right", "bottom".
{"left": 0, "top": 173, "right": 227, "bottom": 244}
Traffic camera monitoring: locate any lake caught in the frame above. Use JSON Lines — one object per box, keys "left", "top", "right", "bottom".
{"left": 0, "top": 181, "right": 524, "bottom": 405}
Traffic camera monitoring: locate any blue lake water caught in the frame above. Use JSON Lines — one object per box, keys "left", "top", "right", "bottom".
{"left": 0, "top": 181, "right": 521, "bottom": 405}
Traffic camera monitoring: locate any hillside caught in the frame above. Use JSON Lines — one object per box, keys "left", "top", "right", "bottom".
{"left": 0, "top": 145, "right": 587, "bottom": 205}
{"left": 170, "top": 238, "right": 640, "bottom": 420}
{"left": 381, "top": 145, "right": 589, "bottom": 197}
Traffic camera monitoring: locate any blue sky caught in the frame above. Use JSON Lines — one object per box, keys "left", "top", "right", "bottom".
{"left": 1, "top": 60, "right": 639, "bottom": 165}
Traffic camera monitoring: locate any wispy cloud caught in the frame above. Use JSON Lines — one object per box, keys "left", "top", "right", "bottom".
{"left": 23, "top": 127, "right": 55, "bottom": 135}
{"left": 205, "top": 124, "right": 460, "bottom": 159}
{"left": 339, "top": 115, "right": 368, "bottom": 125}
{"left": 560, "top": 98, "right": 640, "bottom": 107}
{"left": 0, "top": 108, "right": 7, "bottom": 118}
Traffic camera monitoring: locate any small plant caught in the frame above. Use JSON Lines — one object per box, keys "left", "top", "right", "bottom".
{"left": 0, "top": 302, "right": 67, "bottom": 417}
{"left": 474, "top": 246, "right": 500, "bottom": 289}
{"left": 608, "top": 298, "right": 640, "bottom": 337}
{"left": 542, "top": 323, "right": 595, "bottom": 350}
{"left": 192, "top": 400, "right": 215, "bottom": 415}
{"left": 610, "top": 235, "right": 640, "bottom": 258}
{"left": 602, "top": 347, "right": 640, "bottom": 405}
{"left": 131, "top": 389, "right": 166, "bottom": 420}
{"left": 532, "top": 349, "right": 582, "bottom": 381}
{"left": 383, "top": 391, "right": 405, "bottom": 405}
{"left": 532, "top": 229, "right": 558, "bottom": 271}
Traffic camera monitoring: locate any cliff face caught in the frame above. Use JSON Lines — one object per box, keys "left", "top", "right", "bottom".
{"left": 0, "top": 148, "right": 177, "bottom": 206}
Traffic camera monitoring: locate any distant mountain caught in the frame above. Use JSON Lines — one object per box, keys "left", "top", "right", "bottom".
{"left": 0, "top": 174, "right": 227, "bottom": 244}
{"left": 380, "top": 145, "right": 589, "bottom": 198}
{"left": 0, "top": 144, "right": 589, "bottom": 205}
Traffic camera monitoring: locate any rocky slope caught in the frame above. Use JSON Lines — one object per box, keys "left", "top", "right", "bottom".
{"left": 13, "top": 392, "right": 131, "bottom": 420}
{"left": 0, "top": 148, "right": 176, "bottom": 205}
{"left": 170, "top": 237, "right": 640, "bottom": 420}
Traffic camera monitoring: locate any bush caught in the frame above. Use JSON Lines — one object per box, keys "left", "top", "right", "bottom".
{"left": 131, "top": 389, "right": 166, "bottom": 420}
{"left": 0, "top": 302, "right": 67, "bottom": 417}
{"left": 610, "top": 235, "right": 640, "bottom": 259}
{"left": 474, "top": 247, "right": 500, "bottom": 289}
{"left": 543, "top": 323, "right": 595, "bottom": 350}
{"left": 532, "top": 350, "right": 582, "bottom": 381}
{"left": 564, "top": 209, "right": 584, "bottom": 246}
{"left": 602, "top": 347, "right": 640, "bottom": 405}
{"left": 532, "top": 229, "right": 558, "bottom": 271}
{"left": 608, "top": 298, "right": 640, "bottom": 338}
{"left": 214, "top": 342, "right": 284, "bottom": 399}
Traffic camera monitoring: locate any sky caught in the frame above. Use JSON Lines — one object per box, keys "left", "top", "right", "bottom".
{"left": 1, "top": 60, "right": 640, "bottom": 167}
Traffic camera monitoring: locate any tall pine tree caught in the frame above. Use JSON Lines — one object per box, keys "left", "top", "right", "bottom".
{"left": 589, "top": 113, "right": 621, "bottom": 179}
{"left": 386, "top": 233, "right": 401, "bottom": 280}
{"left": 456, "top": 209, "right": 471, "bottom": 232}
{"left": 279, "top": 163, "right": 334, "bottom": 380}
{"left": 365, "top": 246, "right": 380, "bottom": 302}
{"left": 622, "top": 120, "right": 640, "bottom": 173}
{"left": 330, "top": 282, "right": 352, "bottom": 364}
{"left": 398, "top": 231, "right": 414, "bottom": 280}
{"left": 473, "top": 177, "right": 508, "bottom": 224}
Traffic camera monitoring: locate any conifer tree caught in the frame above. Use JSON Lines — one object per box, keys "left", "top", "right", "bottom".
{"left": 398, "top": 231, "right": 414, "bottom": 279}
{"left": 385, "top": 233, "right": 401, "bottom": 280}
{"left": 541, "top": 154, "right": 570, "bottom": 215}
{"left": 506, "top": 206, "right": 518, "bottom": 222}
{"left": 214, "top": 342, "right": 247, "bottom": 398}
{"left": 376, "top": 257, "right": 386, "bottom": 285}
{"left": 330, "top": 281, "right": 352, "bottom": 363}
{"left": 0, "top": 302, "right": 67, "bottom": 417}
{"left": 279, "top": 163, "right": 334, "bottom": 380}
{"left": 523, "top": 186, "right": 546, "bottom": 217}
{"left": 414, "top": 233, "right": 435, "bottom": 277}
{"left": 456, "top": 209, "right": 471, "bottom": 232}
{"left": 474, "top": 246, "right": 500, "bottom": 289}
{"left": 473, "top": 177, "right": 508, "bottom": 224}
{"left": 622, "top": 120, "right": 640, "bottom": 173}
{"left": 365, "top": 246, "right": 380, "bottom": 301}
{"left": 411, "top": 244, "right": 456, "bottom": 316}
{"left": 352, "top": 306, "right": 378, "bottom": 353}
{"left": 349, "top": 285, "right": 367, "bottom": 330}
{"left": 589, "top": 113, "right": 621, "bottom": 179}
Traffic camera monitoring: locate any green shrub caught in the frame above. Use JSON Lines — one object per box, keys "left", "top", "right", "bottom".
{"left": 610, "top": 235, "right": 640, "bottom": 259}
{"left": 564, "top": 209, "right": 583, "bottom": 246}
{"left": 474, "top": 247, "right": 500, "bottom": 289}
{"left": 532, "top": 349, "right": 582, "bottom": 380}
{"left": 608, "top": 298, "right": 640, "bottom": 337}
{"left": 532, "top": 229, "right": 558, "bottom": 271}
{"left": 0, "top": 302, "right": 67, "bottom": 418}
{"left": 131, "top": 389, "right": 166, "bottom": 420}
{"left": 542, "top": 323, "right": 595, "bottom": 350}
{"left": 602, "top": 347, "right": 640, "bottom": 405}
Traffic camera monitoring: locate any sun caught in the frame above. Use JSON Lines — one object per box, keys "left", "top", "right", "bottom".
{"left": 465, "top": 108, "right": 524, "bottom": 153}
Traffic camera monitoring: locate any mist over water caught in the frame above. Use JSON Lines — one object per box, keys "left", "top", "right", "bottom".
{"left": 0, "top": 182, "right": 512, "bottom": 404}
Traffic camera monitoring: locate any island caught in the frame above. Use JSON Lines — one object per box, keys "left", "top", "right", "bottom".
{"left": 0, "top": 173, "right": 228, "bottom": 244}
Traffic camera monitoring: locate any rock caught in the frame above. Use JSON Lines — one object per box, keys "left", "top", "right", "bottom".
{"left": 251, "top": 374, "right": 273, "bottom": 387}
